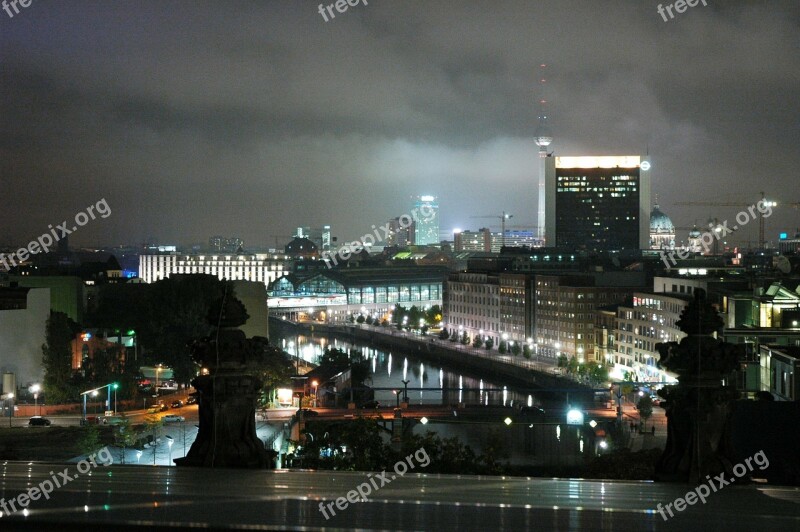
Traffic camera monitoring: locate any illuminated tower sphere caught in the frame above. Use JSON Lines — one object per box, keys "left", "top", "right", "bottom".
{"left": 535, "top": 124, "right": 553, "bottom": 149}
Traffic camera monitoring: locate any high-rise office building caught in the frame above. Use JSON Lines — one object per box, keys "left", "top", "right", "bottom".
{"left": 387, "top": 217, "right": 414, "bottom": 247}
{"left": 544, "top": 156, "right": 651, "bottom": 251}
{"left": 413, "top": 195, "right": 439, "bottom": 246}
{"left": 295, "top": 226, "right": 332, "bottom": 252}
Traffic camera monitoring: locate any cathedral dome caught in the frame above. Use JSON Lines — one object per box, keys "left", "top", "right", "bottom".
{"left": 650, "top": 204, "right": 674, "bottom": 234}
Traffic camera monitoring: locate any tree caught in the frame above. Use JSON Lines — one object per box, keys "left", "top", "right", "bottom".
{"left": 522, "top": 344, "right": 531, "bottom": 359}
{"left": 586, "top": 362, "right": 609, "bottom": 386}
{"left": 485, "top": 337, "right": 494, "bottom": 350}
{"left": 425, "top": 305, "right": 443, "bottom": 326}
{"left": 511, "top": 343, "right": 521, "bottom": 356}
{"left": 460, "top": 331, "right": 470, "bottom": 345}
{"left": 498, "top": 341, "right": 507, "bottom": 354}
{"left": 77, "top": 423, "right": 102, "bottom": 456}
{"left": 557, "top": 354, "right": 568, "bottom": 368}
{"left": 42, "top": 311, "right": 80, "bottom": 404}
{"left": 472, "top": 335, "right": 483, "bottom": 348}
{"left": 356, "top": 314, "right": 365, "bottom": 324}
{"left": 566, "top": 356, "right": 579, "bottom": 375}
{"left": 438, "top": 328, "right": 450, "bottom": 340}
{"left": 113, "top": 413, "right": 137, "bottom": 464}
{"left": 637, "top": 395, "right": 654, "bottom": 430}
{"left": 137, "top": 275, "right": 232, "bottom": 384}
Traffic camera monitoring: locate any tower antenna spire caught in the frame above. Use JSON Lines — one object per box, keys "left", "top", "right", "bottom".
{"left": 534, "top": 63, "right": 553, "bottom": 243}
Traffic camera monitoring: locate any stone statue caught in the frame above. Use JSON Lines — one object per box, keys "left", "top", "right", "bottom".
{"left": 175, "top": 296, "right": 274, "bottom": 468}
{"left": 654, "top": 289, "right": 744, "bottom": 483}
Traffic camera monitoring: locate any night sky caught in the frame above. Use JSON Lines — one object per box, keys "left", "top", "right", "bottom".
{"left": 2, "top": 0, "right": 799, "bottom": 249}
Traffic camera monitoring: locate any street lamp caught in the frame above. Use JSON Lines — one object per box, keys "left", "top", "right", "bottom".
{"left": 311, "top": 380, "right": 318, "bottom": 408}
{"left": 112, "top": 382, "right": 119, "bottom": 414}
{"left": 136, "top": 450, "right": 143, "bottom": 463}
{"left": 29, "top": 384, "right": 40, "bottom": 416}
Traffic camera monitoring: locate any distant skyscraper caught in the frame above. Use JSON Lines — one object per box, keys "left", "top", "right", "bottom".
{"left": 295, "top": 226, "right": 331, "bottom": 251}
{"left": 387, "top": 217, "right": 414, "bottom": 246}
{"left": 413, "top": 195, "right": 439, "bottom": 246}
{"left": 544, "top": 156, "right": 651, "bottom": 251}
{"left": 534, "top": 64, "right": 553, "bottom": 243}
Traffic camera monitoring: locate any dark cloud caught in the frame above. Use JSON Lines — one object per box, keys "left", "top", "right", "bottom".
{"left": 1, "top": 0, "right": 798, "bottom": 248}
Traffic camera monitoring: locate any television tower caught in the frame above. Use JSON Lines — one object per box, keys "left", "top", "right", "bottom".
{"left": 534, "top": 63, "right": 553, "bottom": 243}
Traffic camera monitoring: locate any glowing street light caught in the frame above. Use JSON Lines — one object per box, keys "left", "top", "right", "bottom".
{"left": 29, "top": 384, "right": 40, "bottom": 416}
{"left": 311, "top": 380, "right": 319, "bottom": 408}
{"left": 166, "top": 435, "right": 174, "bottom": 465}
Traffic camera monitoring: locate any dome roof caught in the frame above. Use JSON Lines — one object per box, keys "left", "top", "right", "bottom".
{"left": 650, "top": 204, "right": 674, "bottom": 233}
{"left": 285, "top": 237, "right": 318, "bottom": 255}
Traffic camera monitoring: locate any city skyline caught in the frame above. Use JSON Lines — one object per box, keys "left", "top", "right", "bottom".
{"left": 2, "top": 1, "right": 798, "bottom": 249}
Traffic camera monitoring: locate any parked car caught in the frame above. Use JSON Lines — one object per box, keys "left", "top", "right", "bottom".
{"left": 186, "top": 396, "right": 197, "bottom": 405}
{"left": 102, "top": 416, "right": 125, "bottom": 425}
{"left": 162, "top": 414, "right": 185, "bottom": 423}
{"left": 360, "top": 400, "right": 380, "bottom": 409}
{"left": 159, "top": 404, "right": 169, "bottom": 412}
{"left": 170, "top": 400, "right": 183, "bottom": 408}
{"left": 28, "top": 416, "right": 51, "bottom": 427}
{"left": 146, "top": 407, "right": 161, "bottom": 414}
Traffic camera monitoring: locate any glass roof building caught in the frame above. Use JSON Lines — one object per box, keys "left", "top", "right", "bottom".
{"left": 268, "top": 266, "right": 448, "bottom": 323}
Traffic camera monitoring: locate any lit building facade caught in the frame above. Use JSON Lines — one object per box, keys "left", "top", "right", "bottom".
{"left": 454, "top": 229, "right": 540, "bottom": 252}
{"left": 535, "top": 274, "right": 639, "bottom": 362}
{"left": 759, "top": 345, "right": 800, "bottom": 401}
{"left": 445, "top": 271, "right": 502, "bottom": 343}
{"left": 613, "top": 292, "right": 689, "bottom": 382}
{"left": 544, "top": 155, "right": 651, "bottom": 250}
{"left": 139, "top": 253, "right": 290, "bottom": 288}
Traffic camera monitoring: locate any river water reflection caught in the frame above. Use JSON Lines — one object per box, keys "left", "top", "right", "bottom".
{"left": 278, "top": 333, "right": 542, "bottom": 409}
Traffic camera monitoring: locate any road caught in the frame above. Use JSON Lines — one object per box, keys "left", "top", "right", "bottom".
{"left": 0, "top": 462, "right": 797, "bottom": 531}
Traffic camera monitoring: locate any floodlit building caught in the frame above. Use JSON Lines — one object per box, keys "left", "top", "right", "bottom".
{"left": 139, "top": 253, "right": 290, "bottom": 288}
{"left": 544, "top": 155, "right": 651, "bottom": 251}
{"left": 0, "top": 286, "right": 50, "bottom": 387}
{"left": 613, "top": 292, "right": 689, "bottom": 383}
{"left": 649, "top": 203, "right": 676, "bottom": 250}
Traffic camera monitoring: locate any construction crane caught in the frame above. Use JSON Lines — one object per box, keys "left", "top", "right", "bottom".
{"left": 674, "top": 192, "right": 777, "bottom": 249}
{"left": 470, "top": 212, "right": 515, "bottom": 247}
